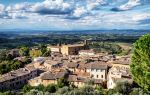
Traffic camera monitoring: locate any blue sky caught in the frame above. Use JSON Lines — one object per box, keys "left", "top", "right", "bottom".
{"left": 0, "top": 0, "right": 150, "bottom": 30}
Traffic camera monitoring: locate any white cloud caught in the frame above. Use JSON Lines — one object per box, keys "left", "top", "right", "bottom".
{"left": 6, "top": 3, "right": 31, "bottom": 12}
{"left": 14, "top": 3, "right": 30, "bottom": 11}
{"left": 30, "top": 0, "right": 72, "bottom": 14}
{"left": 73, "top": 7, "right": 88, "bottom": 17}
{"left": 0, "top": 3, "right": 31, "bottom": 19}
{"left": 0, "top": 4, "right": 10, "bottom": 19}
{"left": 7, "top": 11, "right": 28, "bottom": 19}
{"left": 0, "top": 0, "right": 150, "bottom": 30}
{"left": 0, "top": 4, "right": 5, "bottom": 16}
{"left": 0, "top": 0, "right": 73, "bottom": 19}
{"left": 87, "top": 2, "right": 99, "bottom": 10}
{"left": 132, "top": 13, "right": 150, "bottom": 21}
{"left": 70, "top": 0, "right": 105, "bottom": 18}
{"left": 0, "top": 4, "right": 5, "bottom": 12}
{"left": 119, "top": 0, "right": 141, "bottom": 10}
{"left": 86, "top": 0, "right": 106, "bottom": 10}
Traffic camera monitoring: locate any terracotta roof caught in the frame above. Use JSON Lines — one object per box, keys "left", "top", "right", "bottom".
{"left": 86, "top": 61, "right": 108, "bottom": 69}
{"left": 40, "top": 70, "right": 68, "bottom": 80}
{"left": 90, "top": 64, "right": 108, "bottom": 69}
{"left": 67, "top": 61, "right": 108, "bottom": 70}
{"left": 67, "top": 62, "right": 79, "bottom": 68}
{"left": 44, "top": 60, "right": 62, "bottom": 65}
{"left": 55, "top": 71, "right": 68, "bottom": 79}
{"left": 67, "top": 75, "right": 86, "bottom": 82}
{"left": 26, "top": 66, "right": 37, "bottom": 71}
{"left": 77, "top": 63, "right": 87, "bottom": 69}
{"left": 47, "top": 46, "right": 61, "bottom": 48}
{"left": 112, "top": 60, "right": 131, "bottom": 65}
{"left": 79, "top": 50, "right": 95, "bottom": 53}
{"left": 67, "top": 75, "right": 77, "bottom": 82}
{"left": 0, "top": 66, "right": 37, "bottom": 83}
{"left": 62, "top": 44, "right": 85, "bottom": 47}
{"left": 41, "top": 72, "right": 55, "bottom": 80}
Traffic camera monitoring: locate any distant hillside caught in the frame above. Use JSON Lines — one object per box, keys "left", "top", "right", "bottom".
{"left": 0, "top": 29, "right": 150, "bottom": 36}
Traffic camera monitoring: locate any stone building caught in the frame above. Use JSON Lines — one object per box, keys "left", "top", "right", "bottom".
{"left": 86, "top": 62, "right": 108, "bottom": 81}
{"left": 43, "top": 60, "right": 63, "bottom": 70}
{"left": 0, "top": 66, "right": 38, "bottom": 90}
{"left": 29, "top": 70, "right": 69, "bottom": 86}
{"left": 79, "top": 50, "right": 95, "bottom": 56}
{"left": 107, "top": 59, "right": 132, "bottom": 89}
{"left": 47, "top": 45, "right": 61, "bottom": 53}
{"left": 67, "top": 74, "right": 86, "bottom": 87}
{"left": 67, "top": 74, "right": 103, "bottom": 87}
{"left": 67, "top": 61, "right": 108, "bottom": 81}
{"left": 61, "top": 44, "right": 86, "bottom": 55}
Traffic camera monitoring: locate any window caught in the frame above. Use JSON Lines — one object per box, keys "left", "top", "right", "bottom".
{"left": 101, "top": 75, "right": 103, "bottom": 78}
{"left": 96, "top": 69, "right": 98, "bottom": 72}
{"left": 12, "top": 79, "right": 15, "bottom": 82}
{"left": 97, "top": 75, "right": 99, "bottom": 78}
{"left": 16, "top": 82, "right": 19, "bottom": 85}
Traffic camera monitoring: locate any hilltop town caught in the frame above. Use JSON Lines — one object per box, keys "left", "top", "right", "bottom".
{"left": 0, "top": 41, "right": 132, "bottom": 91}
{"left": 0, "top": 0, "right": 150, "bottom": 94}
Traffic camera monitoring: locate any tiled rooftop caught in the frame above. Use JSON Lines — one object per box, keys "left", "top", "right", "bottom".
{"left": 0, "top": 66, "right": 37, "bottom": 83}
{"left": 40, "top": 70, "right": 69, "bottom": 80}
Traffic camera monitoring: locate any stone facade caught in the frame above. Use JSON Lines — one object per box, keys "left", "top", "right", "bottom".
{"left": 61, "top": 44, "right": 86, "bottom": 55}
{"left": 0, "top": 66, "right": 38, "bottom": 90}
{"left": 47, "top": 46, "right": 61, "bottom": 53}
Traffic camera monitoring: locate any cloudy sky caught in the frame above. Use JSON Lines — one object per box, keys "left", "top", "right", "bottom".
{"left": 0, "top": 0, "right": 150, "bottom": 30}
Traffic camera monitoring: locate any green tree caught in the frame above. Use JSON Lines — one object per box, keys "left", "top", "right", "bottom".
{"left": 108, "top": 89, "right": 117, "bottom": 95}
{"left": 29, "top": 49, "right": 42, "bottom": 58}
{"left": 0, "top": 50, "right": 7, "bottom": 61}
{"left": 67, "top": 89, "right": 83, "bottom": 95}
{"left": 56, "top": 86, "right": 69, "bottom": 95}
{"left": 6, "top": 54, "right": 14, "bottom": 61}
{"left": 0, "top": 91, "right": 12, "bottom": 95}
{"left": 113, "top": 81, "right": 132, "bottom": 95}
{"left": 0, "top": 62, "right": 10, "bottom": 74}
{"left": 19, "top": 46, "right": 29, "bottom": 56}
{"left": 95, "top": 86, "right": 104, "bottom": 95}
{"left": 130, "top": 34, "right": 150, "bottom": 91}
{"left": 22, "top": 57, "right": 32, "bottom": 64}
{"left": 80, "top": 85, "right": 94, "bottom": 95}
{"left": 57, "top": 78, "right": 69, "bottom": 88}
{"left": 34, "top": 84, "right": 45, "bottom": 91}
{"left": 10, "top": 60, "right": 23, "bottom": 70}
{"left": 45, "top": 84, "right": 57, "bottom": 93}
{"left": 24, "top": 89, "right": 41, "bottom": 95}
{"left": 42, "top": 50, "right": 51, "bottom": 57}
{"left": 129, "top": 88, "right": 150, "bottom": 95}
{"left": 39, "top": 44, "right": 47, "bottom": 55}
{"left": 22, "top": 84, "right": 33, "bottom": 93}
